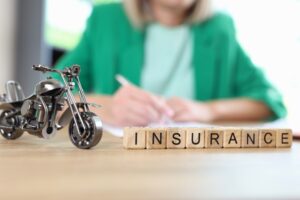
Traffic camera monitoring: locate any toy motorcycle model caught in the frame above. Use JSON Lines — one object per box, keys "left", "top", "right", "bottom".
{"left": 0, "top": 64, "right": 102, "bottom": 149}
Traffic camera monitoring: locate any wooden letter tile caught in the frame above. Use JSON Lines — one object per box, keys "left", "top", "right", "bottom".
{"left": 123, "top": 127, "right": 146, "bottom": 149}
{"left": 166, "top": 128, "right": 186, "bottom": 149}
{"left": 123, "top": 126, "right": 292, "bottom": 150}
{"left": 276, "top": 129, "right": 292, "bottom": 148}
{"left": 241, "top": 129, "right": 259, "bottom": 148}
{"left": 147, "top": 128, "right": 167, "bottom": 149}
{"left": 259, "top": 129, "right": 276, "bottom": 148}
{"left": 205, "top": 128, "right": 223, "bottom": 148}
{"left": 223, "top": 128, "right": 241, "bottom": 148}
{"left": 186, "top": 128, "right": 205, "bottom": 148}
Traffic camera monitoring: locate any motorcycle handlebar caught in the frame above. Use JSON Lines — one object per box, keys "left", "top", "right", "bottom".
{"left": 33, "top": 64, "right": 81, "bottom": 77}
{"left": 32, "top": 65, "right": 54, "bottom": 73}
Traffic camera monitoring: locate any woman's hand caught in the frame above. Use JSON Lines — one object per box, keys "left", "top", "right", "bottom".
{"left": 87, "top": 94, "right": 271, "bottom": 126}
{"left": 110, "top": 85, "right": 174, "bottom": 126}
{"left": 167, "top": 97, "right": 215, "bottom": 123}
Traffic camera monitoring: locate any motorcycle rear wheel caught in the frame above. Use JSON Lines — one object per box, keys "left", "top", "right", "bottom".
{"left": 68, "top": 112, "right": 102, "bottom": 149}
{"left": 0, "top": 110, "right": 24, "bottom": 140}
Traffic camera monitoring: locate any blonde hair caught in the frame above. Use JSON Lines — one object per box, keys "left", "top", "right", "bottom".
{"left": 123, "top": 0, "right": 212, "bottom": 28}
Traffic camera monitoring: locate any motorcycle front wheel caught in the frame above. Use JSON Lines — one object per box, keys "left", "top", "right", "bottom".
{"left": 0, "top": 110, "right": 24, "bottom": 140}
{"left": 68, "top": 112, "right": 102, "bottom": 149}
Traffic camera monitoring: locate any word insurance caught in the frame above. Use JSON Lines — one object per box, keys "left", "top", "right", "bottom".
{"left": 123, "top": 127, "right": 292, "bottom": 149}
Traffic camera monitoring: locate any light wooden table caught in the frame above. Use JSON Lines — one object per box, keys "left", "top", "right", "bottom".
{"left": 0, "top": 129, "right": 300, "bottom": 200}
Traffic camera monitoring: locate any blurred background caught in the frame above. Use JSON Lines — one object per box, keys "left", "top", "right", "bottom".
{"left": 1, "top": 0, "right": 300, "bottom": 123}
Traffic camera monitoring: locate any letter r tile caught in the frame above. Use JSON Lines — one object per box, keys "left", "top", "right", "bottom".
{"left": 205, "top": 128, "right": 223, "bottom": 148}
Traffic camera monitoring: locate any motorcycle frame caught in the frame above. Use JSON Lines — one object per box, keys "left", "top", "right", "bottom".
{"left": 32, "top": 65, "right": 92, "bottom": 138}
{"left": 57, "top": 69, "right": 89, "bottom": 138}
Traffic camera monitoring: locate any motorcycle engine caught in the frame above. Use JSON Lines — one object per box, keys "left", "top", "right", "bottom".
{"left": 21, "top": 100, "right": 37, "bottom": 118}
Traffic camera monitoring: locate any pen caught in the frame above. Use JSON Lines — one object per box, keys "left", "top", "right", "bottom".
{"left": 115, "top": 74, "right": 130, "bottom": 86}
{"left": 115, "top": 74, "right": 173, "bottom": 125}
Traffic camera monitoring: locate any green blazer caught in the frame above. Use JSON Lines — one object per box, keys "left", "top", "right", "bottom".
{"left": 55, "top": 3, "right": 286, "bottom": 119}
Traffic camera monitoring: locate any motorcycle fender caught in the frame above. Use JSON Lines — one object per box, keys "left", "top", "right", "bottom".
{"left": 58, "top": 102, "right": 100, "bottom": 126}
{"left": 58, "top": 107, "right": 73, "bottom": 127}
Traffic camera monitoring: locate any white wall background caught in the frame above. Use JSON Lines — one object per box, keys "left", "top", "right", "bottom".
{"left": 212, "top": 0, "right": 300, "bottom": 124}
{"left": 0, "top": 0, "right": 17, "bottom": 93}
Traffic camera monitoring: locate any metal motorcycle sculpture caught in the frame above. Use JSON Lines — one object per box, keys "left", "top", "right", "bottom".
{"left": 0, "top": 64, "right": 102, "bottom": 149}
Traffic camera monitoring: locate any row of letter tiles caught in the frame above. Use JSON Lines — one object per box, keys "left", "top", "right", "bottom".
{"left": 123, "top": 127, "right": 292, "bottom": 149}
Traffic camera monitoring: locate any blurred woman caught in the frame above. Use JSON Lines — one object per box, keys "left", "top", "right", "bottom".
{"left": 55, "top": 0, "right": 286, "bottom": 126}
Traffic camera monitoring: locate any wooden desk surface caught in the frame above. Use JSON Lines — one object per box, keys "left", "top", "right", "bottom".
{"left": 0, "top": 130, "right": 300, "bottom": 200}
